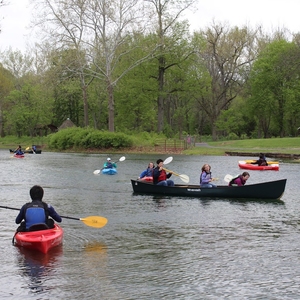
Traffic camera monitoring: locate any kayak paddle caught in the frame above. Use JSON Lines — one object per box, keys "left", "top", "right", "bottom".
{"left": 224, "top": 174, "right": 239, "bottom": 183}
{"left": 224, "top": 174, "right": 233, "bottom": 183}
{"left": 60, "top": 215, "right": 107, "bottom": 228}
{"left": 0, "top": 205, "right": 108, "bottom": 228}
{"left": 93, "top": 156, "right": 126, "bottom": 174}
{"left": 163, "top": 156, "right": 173, "bottom": 165}
{"left": 162, "top": 168, "right": 189, "bottom": 183}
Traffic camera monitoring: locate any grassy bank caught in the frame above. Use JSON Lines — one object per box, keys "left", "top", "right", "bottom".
{"left": 1, "top": 136, "right": 300, "bottom": 156}
{"left": 0, "top": 136, "right": 48, "bottom": 151}
{"left": 184, "top": 137, "right": 300, "bottom": 156}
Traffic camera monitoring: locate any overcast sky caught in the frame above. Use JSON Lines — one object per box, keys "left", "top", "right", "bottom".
{"left": 1, "top": 0, "right": 300, "bottom": 52}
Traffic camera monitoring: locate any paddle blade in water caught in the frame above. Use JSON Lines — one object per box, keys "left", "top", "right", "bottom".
{"left": 93, "top": 170, "right": 101, "bottom": 174}
{"left": 119, "top": 156, "right": 126, "bottom": 162}
{"left": 80, "top": 216, "right": 108, "bottom": 228}
{"left": 163, "top": 156, "right": 173, "bottom": 165}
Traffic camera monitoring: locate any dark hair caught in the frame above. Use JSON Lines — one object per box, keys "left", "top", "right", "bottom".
{"left": 242, "top": 172, "right": 250, "bottom": 177}
{"left": 30, "top": 185, "right": 44, "bottom": 201}
{"left": 156, "top": 159, "right": 163, "bottom": 164}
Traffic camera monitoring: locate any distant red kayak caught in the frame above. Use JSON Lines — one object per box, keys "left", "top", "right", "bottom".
{"left": 14, "top": 224, "right": 64, "bottom": 254}
{"left": 238, "top": 160, "right": 279, "bottom": 171}
{"left": 13, "top": 154, "right": 25, "bottom": 158}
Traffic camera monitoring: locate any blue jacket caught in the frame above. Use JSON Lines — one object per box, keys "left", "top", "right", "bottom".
{"left": 103, "top": 162, "right": 117, "bottom": 169}
{"left": 139, "top": 167, "right": 153, "bottom": 178}
{"left": 15, "top": 200, "right": 62, "bottom": 230}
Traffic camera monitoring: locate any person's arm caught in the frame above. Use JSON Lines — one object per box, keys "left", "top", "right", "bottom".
{"left": 48, "top": 205, "right": 62, "bottom": 222}
{"left": 139, "top": 170, "right": 147, "bottom": 178}
{"left": 166, "top": 172, "right": 172, "bottom": 179}
{"left": 15, "top": 206, "right": 25, "bottom": 224}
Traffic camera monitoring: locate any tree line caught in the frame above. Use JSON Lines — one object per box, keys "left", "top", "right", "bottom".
{"left": 1, "top": 0, "right": 300, "bottom": 140}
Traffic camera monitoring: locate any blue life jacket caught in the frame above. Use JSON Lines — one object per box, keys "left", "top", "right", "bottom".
{"left": 16, "top": 149, "right": 24, "bottom": 155}
{"left": 24, "top": 201, "right": 49, "bottom": 230}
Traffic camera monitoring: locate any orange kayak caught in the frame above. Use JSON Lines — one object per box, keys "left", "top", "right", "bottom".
{"left": 14, "top": 224, "right": 63, "bottom": 254}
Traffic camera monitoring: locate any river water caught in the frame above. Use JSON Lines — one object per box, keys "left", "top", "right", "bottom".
{"left": 0, "top": 150, "right": 300, "bottom": 299}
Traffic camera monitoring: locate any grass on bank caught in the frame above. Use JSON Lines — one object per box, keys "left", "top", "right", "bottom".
{"left": 0, "top": 133, "right": 299, "bottom": 155}
{"left": 185, "top": 137, "right": 300, "bottom": 156}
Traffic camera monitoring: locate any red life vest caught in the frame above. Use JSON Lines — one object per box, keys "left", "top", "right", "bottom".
{"left": 157, "top": 170, "right": 167, "bottom": 182}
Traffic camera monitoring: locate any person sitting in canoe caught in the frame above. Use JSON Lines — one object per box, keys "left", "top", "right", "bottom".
{"left": 153, "top": 159, "right": 174, "bottom": 186}
{"left": 15, "top": 185, "right": 62, "bottom": 232}
{"left": 200, "top": 164, "right": 217, "bottom": 188}
{"left": 251, "top": 153, "right": 268, "bottom": 166}
{"left": 228, "top": 172, "right": 250, "bottom": 186}
{"left": 138, "top": 162, "right": 154, "bottom": 181}
{"left": 103, "top": 158, "right": 117, "bottom": 169}
{"left": 14, "top": 145, "right": 24, "bottom": 155}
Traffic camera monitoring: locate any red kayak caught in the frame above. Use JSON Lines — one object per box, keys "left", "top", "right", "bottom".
{"left": 238, "top": 160, "right": 279, "bottom": 171}
{"left": 13, "top": 154, "right": 25, "bottom": 158}
{"left": 14, "top": 224, "right": 64, "bottom": 254}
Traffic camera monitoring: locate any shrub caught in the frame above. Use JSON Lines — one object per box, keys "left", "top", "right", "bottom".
{"left": 48, "top": 128, "right": 133, "bottom": 150}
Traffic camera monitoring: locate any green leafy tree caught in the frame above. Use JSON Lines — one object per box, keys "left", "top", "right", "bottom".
{"left": 0, "top": 64, "right": 14, "bottom": 136}
{"left": 248, "top": 40, "right": 300, "bottom": 137}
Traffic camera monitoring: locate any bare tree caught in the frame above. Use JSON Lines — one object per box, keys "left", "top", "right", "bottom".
{"left": 83, "top": 0, "right": 151, "bottom": 131}
{"left": 32, "top": 0, "right": 155, "bottom": 131}
{"left": 144, "top": 0, "right": 196, "bottom": 132}
{"left": 193, "top": 22, "right": 259, "bottom": 140}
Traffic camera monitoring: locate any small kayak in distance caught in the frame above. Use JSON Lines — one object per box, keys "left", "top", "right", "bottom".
{"left": 13, "top": 154, "right": 25, "bottom": 158}
{"left": 244, "top": 159, "right": 279, "bottom": 165}
{"left": 238, "top": 160, "right": 279, "bottom": 171}
{"left": 102, "top": 168, "right": 118, "bottom": 175}
{"left": 14, "top": 224, "right": 64, "bottom": 254}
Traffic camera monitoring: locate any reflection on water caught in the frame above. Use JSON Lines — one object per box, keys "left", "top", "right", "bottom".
{"left": 82, "top": 241, "right": 108, "bottom": 276}
{"left": 1, "top": 151, "right": 300, "bottom": 299}
{"left": 83, "top": 241, "right": 107, "bottom": 254}
{"left": 16, "top": 245, "right": 63, "bottom": 294}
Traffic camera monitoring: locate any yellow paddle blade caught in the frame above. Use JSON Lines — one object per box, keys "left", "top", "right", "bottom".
{"left": 25, "top": 147, "right": 30, "bottom": 150}
{"left": 80, "top": 216, "right": 108, "bottom": 228}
